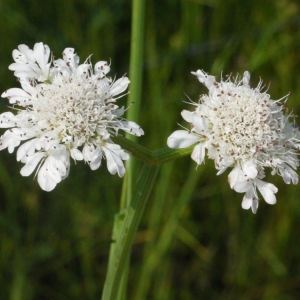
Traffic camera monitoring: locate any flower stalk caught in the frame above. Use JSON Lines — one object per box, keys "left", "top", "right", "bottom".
{"left": 101, "top": 136, "right": 193, "bottom": 300}
{"left": 101, "top": 163, "right": 160, "bottom": 300}
{"left": 113, "top": 0, "right": 146, "bottom": 298}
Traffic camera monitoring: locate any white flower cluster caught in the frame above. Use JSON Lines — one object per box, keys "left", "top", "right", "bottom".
{"left": 0, "top": 43, "right": 143, "bottom": 191}
{"left": 168, "top": 70, "right": 299, "bottom": 213}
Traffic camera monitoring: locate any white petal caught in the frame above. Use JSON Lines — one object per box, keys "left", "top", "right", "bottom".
{"left": 105, "top": 143, "right": 129, "bottom": 160}
{"left": 22, "top": 47, "right": 35, "bottom": 62}
{"left": 18, "top": 44, "right": 35, "bottom": 62}
{"left": 103, "top": 144, "right": 127, "bottom": 177}
{"left": 110, "top": 77, "right": 130, "bottom": 95}
{"left": 192, "top": 115, "right": 208, "bottom": 134}
{"left": 104, "top": 150, "right": 125, "bottom": 176}
{"left": 216, "top": 166, "right": 229, "bottom": 175}
{"left": 53, "top": 58, "right": 69, "bottom": 72}
{"left": 0, "top": 112, "right": 21, "bottom": 128}
{"left": 1, "top": 87, "right": 31, "bottom": 105}
{"left": 17, "top": 138, "right": 38, "bottom": 162}
{"left": 191, "top": 143, "right": 206, "bottom": 165}
{"left": 76, "top": 64, "right": 90, "bottom": 78}
{"left": 83, "top": 143, "right": 105, "bottom": 163}
{"left": 90, "top": 157, "right": 102, "bottom": 170}
{"left": 43, "top": 139, "right": 60, "bottom": 151}
{"left": 114, "top": 106, "right": 125, "bottom": 117}
{"left": 117, "top": 121, "right": 144, "bottom": 136}
{"left": 62, "top": 48, "right": 79, "bottom": 69}
{"left": 9, "top": 63, "right": 33, "bottom": 72}
{"left": 13, "top": 47, "right": 28, "bottom": 62}
{"left": 51, "top": 157, "right": 67, "bottom": 178}
{"left": 34, "top": 43, "right": 50, "bottom": 70}
{"left": 82, "top": 144, "right": 95, "bottom": 161}
{"left": 90, "top": 148, "right": 103, "bottom": 170}
{"left": 0, "top": 130, "right": 20, "bottom": 153}
{"left": 228, "top": 165, "right": 242, "bottom": 189}
{"left": 216, "top": 156, "right": 234, "bottom": 174}
{"left": 19, "top": 78, "right": 37, "bottom": 95}
{"left": 181, "top": 110, "right": 194, "bottom": 123}
{"left": 167, "top": 130, "right": 200, "bottom": 148}
{"left": 242, "top": 159, "right": 258, "bottom": 179}
{"left": 38, "top": 160, "right": 59, "bottom": 192}
{"left": 70, "top": 148, "right": 83, "bottom": 161}
{"left": 242, "top": 197, "right": 252, "bottom": 210}
{"left": 37, "top": 147, "right": 70, "bottom": 191}
{"left": 256, "top": 179, "right": 278, "bottom": 205}
{"left": 9, "top": 62, "right": 41, "bottom": 80}
{"left": 278, "top": 164, "right": 298, "bottom": 185}
{"left": 241, "top": 185, "right": 259, "bottom": 213}
{"left": 11, "top": 128, "right": 36, "bottom": 140}
{"left": 94, "top": 61, "right": 110, "bottom": 78}
{"left": 20, "top": 152, "right": 46, "bottom": 176}
{"left": 191, "top": 69, "right": 216, "bottom": 89}
{"left": 233, "top": 179, "right": 252, "bottom": 193}
{"left": 228, "top": 164, "right": 252, "bottom": 192}
{"left": 14, "top": 70, "right": 39, "bottom": 79}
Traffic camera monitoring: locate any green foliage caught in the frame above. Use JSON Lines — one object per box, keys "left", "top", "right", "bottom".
{"left": 1, "top": 0, "right": 300, "bottom": 299}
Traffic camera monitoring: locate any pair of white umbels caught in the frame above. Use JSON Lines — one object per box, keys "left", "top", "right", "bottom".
{"left": 1, "top": 43, "right": 299, "bottom": 213}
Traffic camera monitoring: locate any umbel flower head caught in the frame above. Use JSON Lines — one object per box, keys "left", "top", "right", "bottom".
{"left": 168, "top": 70, "right": 300, "bottom": 213}
{"left": 0, "top": 43, "right": 144, "bottom": 191}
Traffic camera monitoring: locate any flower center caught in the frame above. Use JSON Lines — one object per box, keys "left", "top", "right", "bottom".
{"left": 30, "top": 77, "right": 113, "bottom": 145}
{"left": 201, "top": 84, "right": 285, "bottom": 160}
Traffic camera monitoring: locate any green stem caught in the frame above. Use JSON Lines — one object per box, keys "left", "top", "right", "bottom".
{"left": 102, "top": 136, "right": 193, "bottom": 300}
{"left": 123, "top": 0, "right": 146, "bottom": 207}
{"left": 126, "top": 0, "right": 145, "bottom": 129}
{"left": 116, "top": 0, "right": 146, "bottom": 298}
{"left": 101, "top": 164, "right": 160, "bottom": 300}
{"left": 116, "top": 258, "right": 129, "bottom": 300}
{"left": 112, "top": 135, "right": 194, "bottom": 165}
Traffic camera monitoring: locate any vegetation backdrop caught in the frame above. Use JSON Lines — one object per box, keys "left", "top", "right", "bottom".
{"left": 1, "top": 0, "right": 300, "bottom": 299}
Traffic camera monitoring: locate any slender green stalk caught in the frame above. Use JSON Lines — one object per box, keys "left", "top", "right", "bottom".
{"left": 112, "top": 135, "right": 194, "bottom": 165}
{"left": 123, "top": 0, "right": 146, "bottom": 205}
{"left": 116, "top": 258, "right": 129, "bottom": 300}
{"left": 113, "top": 136, "right": 154, "bottom": 165}
{"left": 101, "top": 164, "right": 160, "bottom": 300}
{"left": 126, "top": 0, "right": 145, "bottom": 128}
{"left": 113, "top": 1, "right": 146, "bottom": 298}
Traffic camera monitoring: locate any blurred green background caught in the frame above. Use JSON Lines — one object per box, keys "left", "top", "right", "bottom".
{"left": 1, "top": 0, "right": 300, "bottom": 299}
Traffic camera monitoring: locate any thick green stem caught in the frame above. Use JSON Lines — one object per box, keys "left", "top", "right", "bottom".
{"left": 102, "top": 136, "right": 193, "bottom": 300}
{"left": 101, "top": 164, "right": 160, "bottom": 300}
